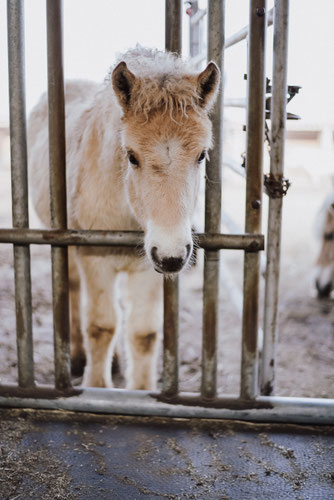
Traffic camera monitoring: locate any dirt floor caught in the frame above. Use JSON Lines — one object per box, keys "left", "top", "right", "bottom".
{"left": 0, "top": 140, "right": 333, "bottom": 398}
{"left": 0, "top": 409, "right": 333, "bottom": 500}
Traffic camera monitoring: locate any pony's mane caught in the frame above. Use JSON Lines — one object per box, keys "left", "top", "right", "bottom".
{"left": 106, "top": 46, "right": 202, "bottom": 120}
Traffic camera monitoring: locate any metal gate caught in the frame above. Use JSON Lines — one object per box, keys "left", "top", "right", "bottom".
{"left": 1, "top": 0, "right": 333, "bottom": 424}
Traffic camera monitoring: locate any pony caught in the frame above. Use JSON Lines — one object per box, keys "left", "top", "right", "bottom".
{"left": 314, "top": 192, "right": 334, "bottom": 298}
{"left": 28, "top": 47, "right": 220, "bottom": 389}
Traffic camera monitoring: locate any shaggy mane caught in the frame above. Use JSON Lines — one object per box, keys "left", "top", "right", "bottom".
{"left": 107, "top": 46, "right": 202, "bottom": 120}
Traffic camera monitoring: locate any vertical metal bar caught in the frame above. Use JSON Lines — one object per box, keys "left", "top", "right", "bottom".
{"left": 201, "top": 0, "right": 225, "bottom": 400}
{"left": 261, "top": 0, "right": 289, "bottom": 396}
{"left": 46, "top": 0, "right": 71, "bottom": 390}
{"left": 7, "top": 0, "right": 34, "bottom": 388}
{"left": 162, "top": 0, "right": 182, "bottom": 397}
{"left": 162, "top": 278, "right": 179, "bottom": 395}
{"left": 165, "top": 0, "right": 182, "bottom": 54}
{"left": 240, "top": 0, "right": 267, "bottom": 399}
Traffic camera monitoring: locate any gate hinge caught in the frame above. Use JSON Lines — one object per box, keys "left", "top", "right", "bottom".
{"left": 264, "top": 174, "right": 291, "bottom": 198}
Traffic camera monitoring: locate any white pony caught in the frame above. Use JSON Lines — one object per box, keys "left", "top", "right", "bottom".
{"left": 28, "top": 47, "right": 220, "bottom": 389}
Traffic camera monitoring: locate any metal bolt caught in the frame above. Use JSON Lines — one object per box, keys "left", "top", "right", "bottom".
{"left": 256, "top": 7, "right": 265, "bottom": 17}
{"left": 252, "top": 200, "right": 261, "bottom": 209}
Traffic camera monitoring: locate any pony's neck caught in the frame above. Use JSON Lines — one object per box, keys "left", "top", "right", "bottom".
{"left": 73, "top": 83, "right": 138, "bottom": 231}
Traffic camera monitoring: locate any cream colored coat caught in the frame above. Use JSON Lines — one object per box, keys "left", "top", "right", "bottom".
{"left": 28, "top": 47, "right": 220, "bottom": 389}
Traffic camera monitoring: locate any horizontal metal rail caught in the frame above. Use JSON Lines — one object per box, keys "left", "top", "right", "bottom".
{"left": 0, "top": 385, "right": 333, "bottom": 425}
{"left": 0, "top": 228, "right": 264, "bottom": 251}
{"left": 190, "top": 7, "right": 206, "bottom": 25}
{"left": 189, "top": 7, "right": 273, "bottom": 51}
{"left": 225, "top": 7, "right": 273, "bottom": 49}
{"left": 224, "top": 97, "right": 246, "bottom": 108}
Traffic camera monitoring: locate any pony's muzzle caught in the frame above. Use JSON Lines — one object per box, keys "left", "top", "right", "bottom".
{"left": 151, "top": 244, "right": 192, "bottom": 274}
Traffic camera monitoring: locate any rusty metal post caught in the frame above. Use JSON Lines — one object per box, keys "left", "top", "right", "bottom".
{"left": 46, "top": 0, "right": 71, "bottom": 390}
{"left": 240, "top": 0, "right": 267, "bottom": 399}
{"left": 165, "top": 0, "right": 182, "bottom": 54}
{"left": 162, "top": 278, "right": 179, "bottom": 395}
{"left": 261, "top": 0, "right": 290, "bottom": 396}
{"left": 7, "top": 0, "right": 34, "bottom": 388}
{"left": 162, "top": 0, "right": 182, "bottom": 397}
{"left": 201, "top": 0, "right": 225, "bottom": 400}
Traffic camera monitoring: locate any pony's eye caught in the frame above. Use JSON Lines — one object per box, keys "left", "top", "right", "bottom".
{"left": 128, "top": 152, "right": 139, "bottom": 167}
{"left": 197, "top": 150, "right": 206, "bottom": 163}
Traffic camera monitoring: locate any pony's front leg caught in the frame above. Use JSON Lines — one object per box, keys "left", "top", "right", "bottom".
{"left": 124, "top": 269, "right": 163, "bottom": 390}
{"left": 78, "top": 252, "right": 118, "bottom": 388}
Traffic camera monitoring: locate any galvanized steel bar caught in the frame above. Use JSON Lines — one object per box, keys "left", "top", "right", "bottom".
{"left": 7, "top": 0, "right": 34, "bottom": 388}
{"left": 46, "top": 0, "right": 71, "bottom": 390}
{"left": 0, "top": 385, "right": 334, "bottom": 425}
{"left": 0, "top": 228, "right": 264, "bottom": 251}
{"left": 225, "top": 7, "right": 273, "bottom": 49}
{"left": 224, "top": 97, "right": 246, "bottom": 108}
{"left": 162, "top": 0, "right": 182, "bottom": 397}
{"left": 201, "top": 0, "right": 225, "bottom": 400}
{"left": 240, "top": 0, "right": 267, "bottom": 400}
{"left": 165, "top": 0, "right": 182, "bottom": 54}
{"left": 261, "top": 0, "right": 290, "bottom": 396}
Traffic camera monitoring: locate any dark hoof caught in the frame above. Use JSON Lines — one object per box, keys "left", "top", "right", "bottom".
{"left": 71, "top": 353, "right": 86, "bottom": 377}
{"left": 316, "top": 280, "right": 332, "bottom": 299}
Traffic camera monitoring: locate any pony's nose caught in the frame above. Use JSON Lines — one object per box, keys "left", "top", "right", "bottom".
{"left": 316, "top": 279, "right": 332, "bottom": 299}
{"left": 151, "top": 244, "right": 191, "bottom": 274}
{"left": 161, "top": 256, "right": 184, "bottom": 273}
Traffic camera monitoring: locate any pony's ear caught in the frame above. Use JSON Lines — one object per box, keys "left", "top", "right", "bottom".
{"left": 197, "top": 61, "right": 220, "bottom": 110}
{"left": 112, "top": 61, "right": 137, "bottom": 111}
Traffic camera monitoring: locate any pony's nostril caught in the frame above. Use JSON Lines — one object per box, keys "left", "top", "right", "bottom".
{"left": 161, "top": 257, "right": 184, "bottom": 273}
{"left": 150, "top": 245, "right": 191, "bottom": 273}
{"left": 151, "top": 246, "right": 159, "bottom": 263}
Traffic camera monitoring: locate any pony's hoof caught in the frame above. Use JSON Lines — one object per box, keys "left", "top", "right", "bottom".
{"left": 316, "top": 280, "right": 332, "bottom": 299}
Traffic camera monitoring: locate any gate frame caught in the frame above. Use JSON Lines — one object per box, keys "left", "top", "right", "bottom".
{"left": 1, "top": 0, "right": 333, "bottom": 425}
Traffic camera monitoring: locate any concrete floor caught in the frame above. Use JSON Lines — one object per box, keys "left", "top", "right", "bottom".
{"left": 0, "top": 409, "right": 333, "bottom": 500}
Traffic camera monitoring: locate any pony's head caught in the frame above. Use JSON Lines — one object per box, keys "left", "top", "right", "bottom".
{"left": 112, "top": 55, "right": 220, "bottom": 274}
{"left": 314, "top": 198, "right": 334, "bottom": 298}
